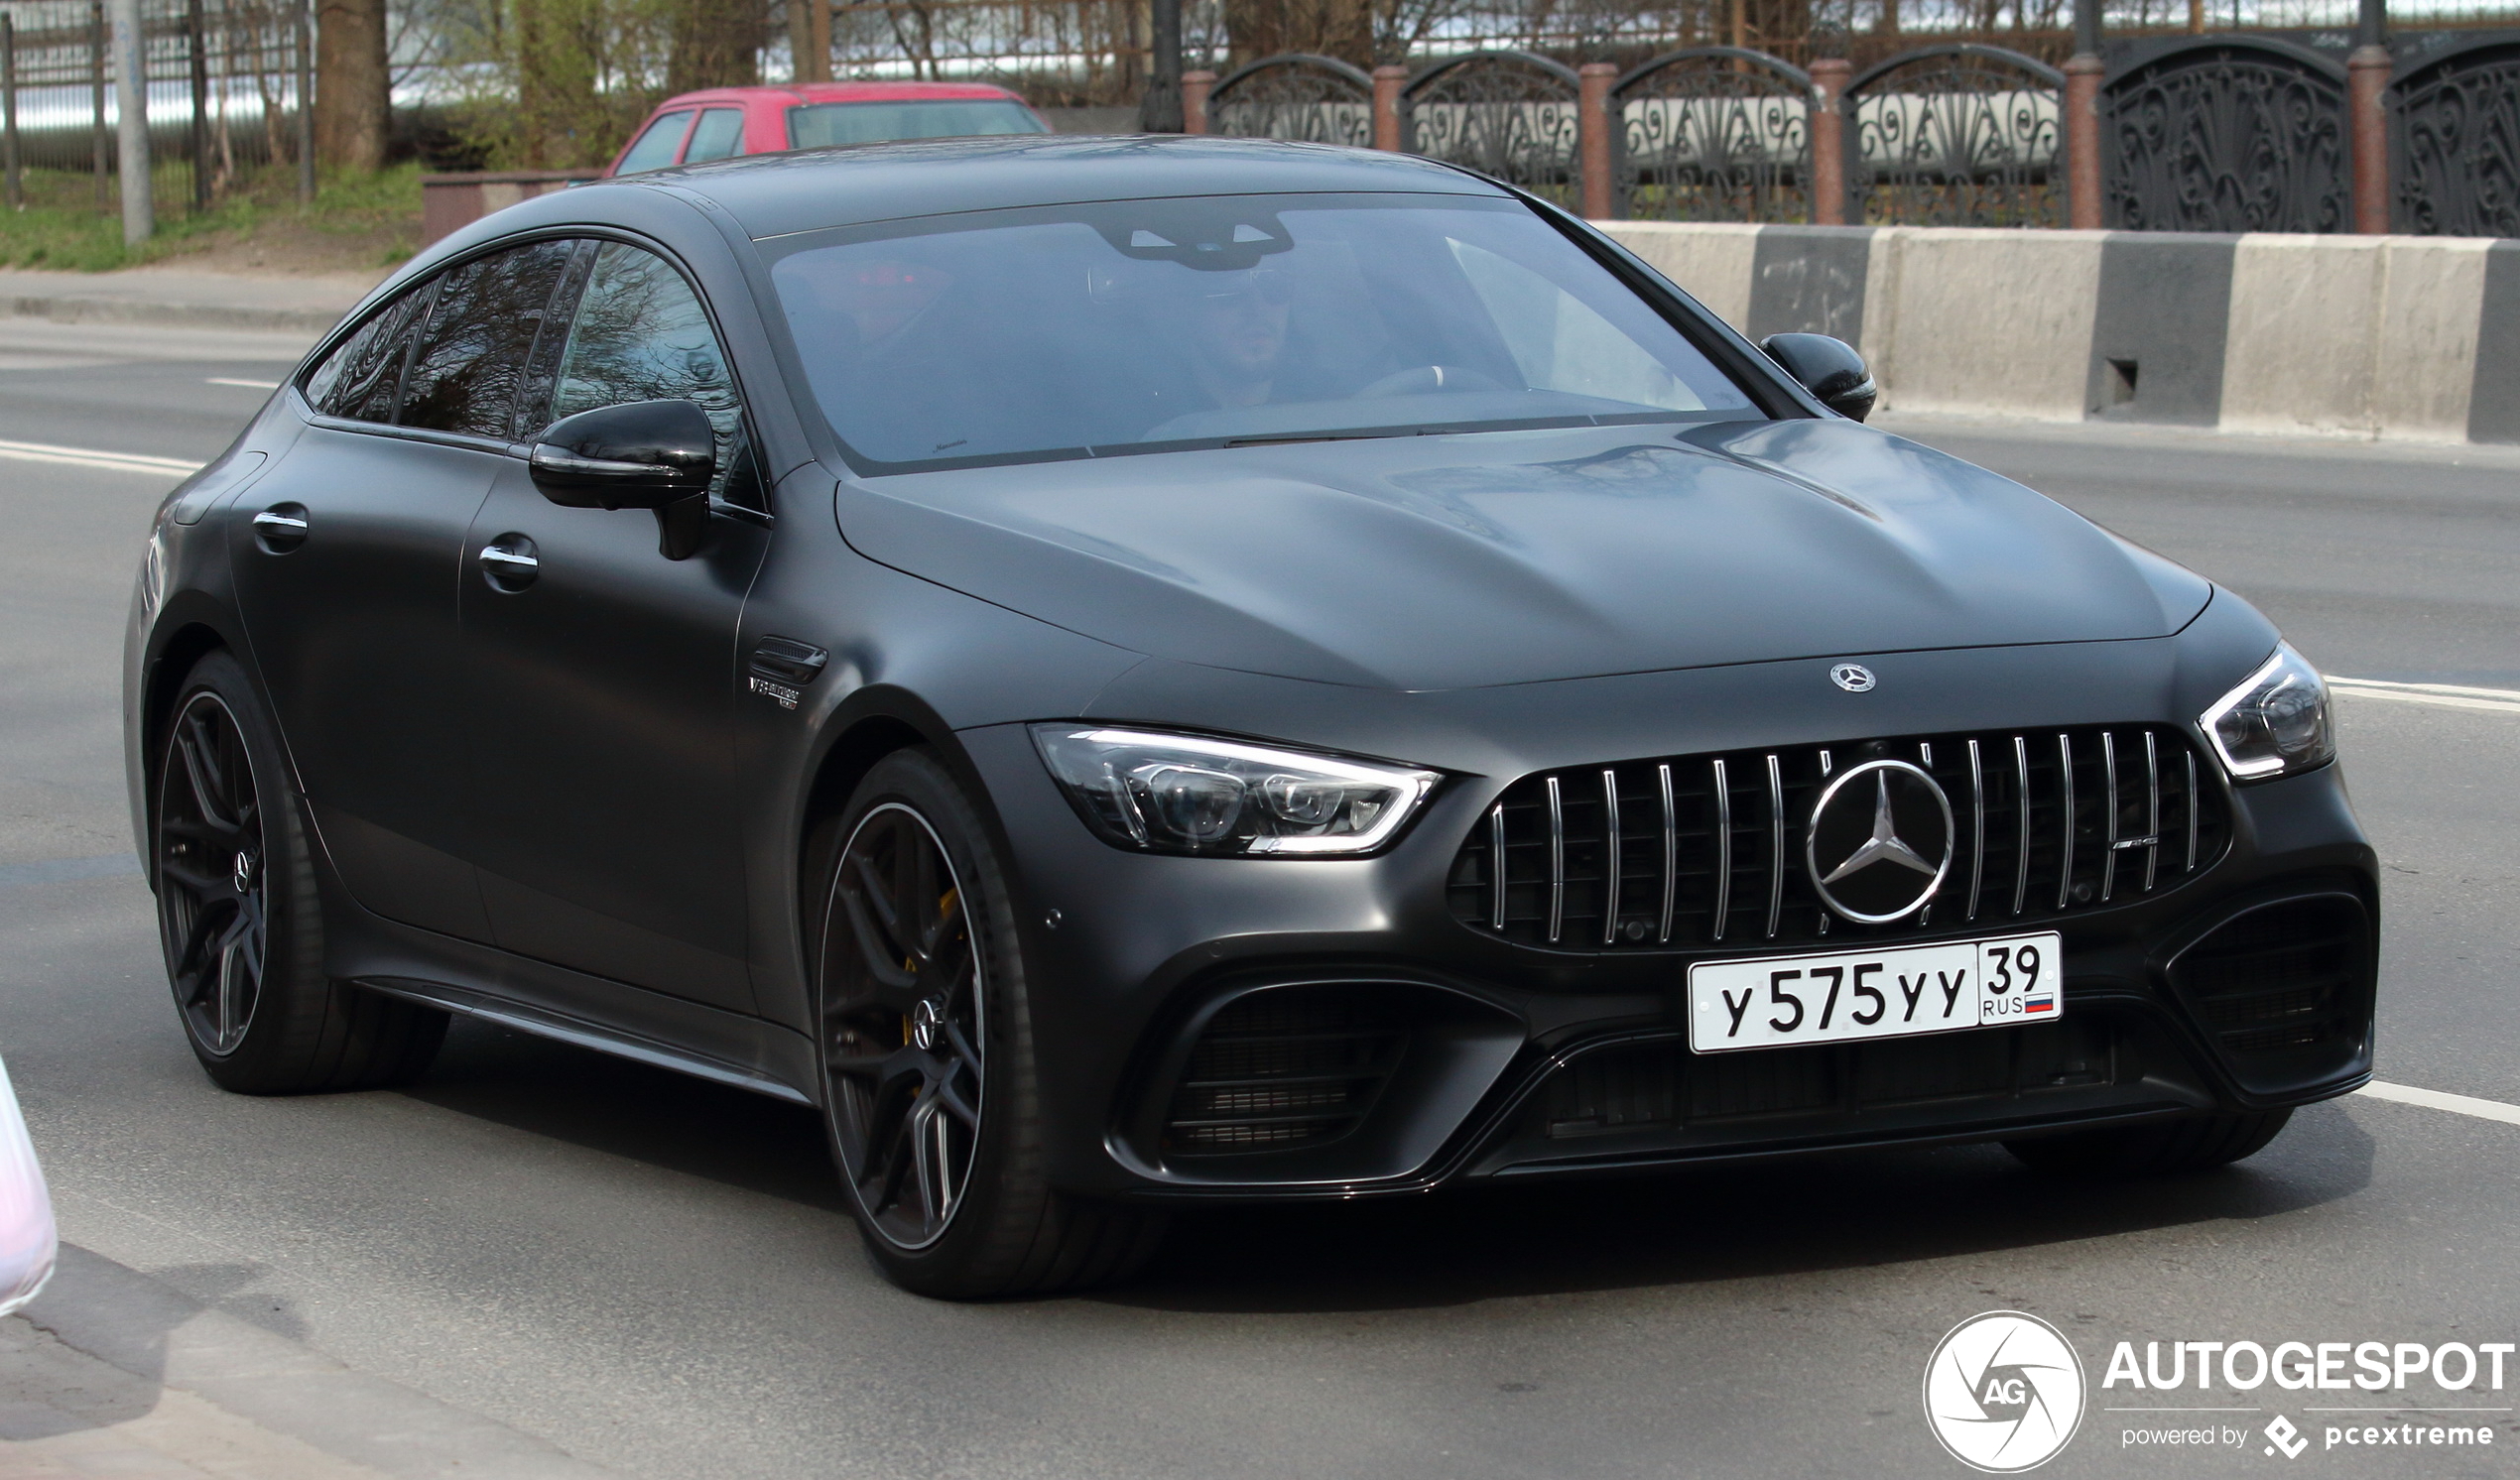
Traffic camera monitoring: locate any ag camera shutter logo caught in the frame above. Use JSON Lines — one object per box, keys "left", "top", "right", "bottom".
{"left": 1924, "top": 1311, "right": 2087, "bottom": 1472}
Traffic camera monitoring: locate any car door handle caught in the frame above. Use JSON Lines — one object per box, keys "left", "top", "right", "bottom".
{"left": 250, "top": 505, "right": 309, "bottom": 553}
{"left": 477, "top": 535, "right": 540, "bottom": 589}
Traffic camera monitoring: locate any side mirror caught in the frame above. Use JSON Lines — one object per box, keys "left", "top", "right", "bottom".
{"left": 530, "top": 399, "right": 716, "bottom": 511}
{"left": 1760, "top": 333, "right": 1877, "bottom": 423}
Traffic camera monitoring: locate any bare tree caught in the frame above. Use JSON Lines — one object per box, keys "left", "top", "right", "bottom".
{"left": 316, "top": 0, "right": 391, "bottom": 169}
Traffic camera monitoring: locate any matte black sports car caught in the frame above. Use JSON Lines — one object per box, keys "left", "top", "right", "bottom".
{"left": 125, "top": 136, "right": 2377, "bottom": 1297}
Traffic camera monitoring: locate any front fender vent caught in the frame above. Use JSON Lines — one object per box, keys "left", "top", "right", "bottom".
{"left": 1448, "top": 725, "right": 2230, "bottom": 952}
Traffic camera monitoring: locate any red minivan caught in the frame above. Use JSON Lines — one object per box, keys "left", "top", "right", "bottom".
{"left": 605, "top": 81, "right": 1051, "bottom": 176}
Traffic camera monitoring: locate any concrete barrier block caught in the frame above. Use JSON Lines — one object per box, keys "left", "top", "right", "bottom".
{"left": 1870, "top": 228, "right": 2103, "bottom": 420}
{"left": 2087, "top": 233, "right": 2235, "bottom": 425}
{"left": 1747, "top": 225, "right": 1874, "bottom": 345}
{"left": 2220, "top": 234, "right": 2384, "bottom": 436}
{"left": 2471, "top": 243, "right": 2520, "bottom": 444}
{"left": 2374, "top": 236, "right": 2491, "bottom": 441}
{"left": 1600, "top": 221, "right": 1760, "bottom": 330}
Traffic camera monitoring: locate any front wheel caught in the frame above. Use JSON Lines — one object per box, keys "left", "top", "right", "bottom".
{"left": 153, "top": 651, "right": 445, "bottom": 1093}
{"left": 2003, "top": 1107, "right": 2293, "bottom": 1176}
{"left": 812, "top": 749, "right": 1164, "bottom": 1298}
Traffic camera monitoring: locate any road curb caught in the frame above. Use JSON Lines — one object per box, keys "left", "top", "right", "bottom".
{"left": 24, "top": 1243, "right": 625, "bottom": 1480}
{"left": 0, "top": 294, "right": 345, "bottom": 334}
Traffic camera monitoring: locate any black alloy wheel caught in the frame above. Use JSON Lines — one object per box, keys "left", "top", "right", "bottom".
{"left": 152, "top": 652, "right": 447, "bottom": 1093}
{"left": 822, "top": 800, "right": 987, "bottom": 1250}
{"left": 812, "top": 749, "right": 1165, "bottom": 1297}
{"left": 158, "top": 688, "right": 265, "bottom": 1057}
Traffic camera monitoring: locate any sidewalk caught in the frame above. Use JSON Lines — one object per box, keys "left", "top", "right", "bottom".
{"left": 0, "top": 268, "right": 382, "bottom": 334}
{"left": 0, "top": 1245, "right": 622, "bottom": 1480}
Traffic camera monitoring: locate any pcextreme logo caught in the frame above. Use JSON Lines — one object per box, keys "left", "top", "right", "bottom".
{"left": 1924, "top": 1311, "right": 2088, "bottom": 1472}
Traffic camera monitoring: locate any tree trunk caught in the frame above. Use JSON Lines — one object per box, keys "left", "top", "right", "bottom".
{"left": 314, "top": 0, "right": 387, "bottom": 171}
{"left": 669, "top": 0, "right": 765, "bottom": 94}
{"left": 512, "top": 0, "right": 599, "bottom": 167}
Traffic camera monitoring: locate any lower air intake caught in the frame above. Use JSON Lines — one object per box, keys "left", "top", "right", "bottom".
{"left": 2171, "top": 895, "right": 2372, "bottom": 1061}
{"left": 1162, "top": 987, "right": 1406, "bottom": 1156}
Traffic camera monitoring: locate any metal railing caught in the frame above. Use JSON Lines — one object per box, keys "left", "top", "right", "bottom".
{"left": 1190, "top": 25, "right": 2520, "bottom": 235}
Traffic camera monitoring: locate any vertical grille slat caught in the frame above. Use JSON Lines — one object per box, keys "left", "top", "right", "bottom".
{"left": 1486, "top": 802, "right": 1507, "bottom": 930}
{"left": 1709, "top": 758, "right": 1731, "bottom": 943}
{"left": 2143, "top": 731, "right": 2162, "bottom": 893}
{"left": 1449, "top": 724, "right": 2229, "bottom": 952}
{"left": 1600, "top": 769, "right": 1622, "bottom": 946}
{"left": 1764, "top": 753, "right": 1785, "bottom": 940}
{"left": 1545, "top": 775, "right": 1566, "bottom": 945}
{"left": 2011, "top": 736, "right": 2032, "bottom": 917}
{"left": 2185, "top": 751, "right": 2201, "bottom": 873}
{"left": 2101, "top": 731, "right": 2121, "bottom": 903}
{"left": 1965, "top": 738, "right": 1985, "bottom": 922}
{"left": 1657, "top": 763, "right": 1678, "bottom": 944}
{"left": 2055, "top": 733, "right": 2077, "bottom": 913}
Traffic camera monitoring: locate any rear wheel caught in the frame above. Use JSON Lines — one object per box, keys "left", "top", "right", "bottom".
{"left": 813, "top": 749, "right": 1164, "bottom": 1298}
{"left": 2003, "top": 1107, "right": 2293, "bottom": 1176}
{"left": 153, "top": 651, "right": 445, "bottom": 1093}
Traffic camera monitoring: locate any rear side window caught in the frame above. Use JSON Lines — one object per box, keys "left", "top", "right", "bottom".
{"left": 684, "top": 108, "right": 745, "bottom": 163}
{"left": 398, "top": 240, "right": 577, "bottom": 439}
{"left": 617, "top": 110, "right": 693, "bottom": 174}
{"left": 551, "top": 242, "right": 746, "bottom": 500}
{"left": 302, "top": 284, "right": 435, "bottom": 423}
{"left": 786, "top": 99, "right": 1046, "bottom": 149}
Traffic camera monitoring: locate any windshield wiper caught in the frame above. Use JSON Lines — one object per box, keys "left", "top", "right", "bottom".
{"left": 1221, "top": 430, "right": 1415, "bottom": 447}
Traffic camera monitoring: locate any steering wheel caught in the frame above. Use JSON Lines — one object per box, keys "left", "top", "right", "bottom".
{"left": 1355, "top": 364, "right": 1508, "bottom": 399}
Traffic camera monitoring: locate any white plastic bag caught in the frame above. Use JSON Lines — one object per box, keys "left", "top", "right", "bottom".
{"left": 0, "top": 1052, "right": 58, "bottom": 1316}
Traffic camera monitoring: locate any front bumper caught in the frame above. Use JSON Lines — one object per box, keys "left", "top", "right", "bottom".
{"left": 959, "top": 647, "right": 2377, "bottom": 1203}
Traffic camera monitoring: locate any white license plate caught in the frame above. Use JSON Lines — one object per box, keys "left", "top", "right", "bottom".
{"left": 1687, "top": 932, "right": 2063, "bottom": 1053}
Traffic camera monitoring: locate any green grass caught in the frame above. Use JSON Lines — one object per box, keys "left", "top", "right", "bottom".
{"left": 0, "top": 162, "right": 421, "bottom": 272}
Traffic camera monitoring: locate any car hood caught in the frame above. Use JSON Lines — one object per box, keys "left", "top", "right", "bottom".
{"left": 831, "top": 419, "right": 2211, "bottom": 691}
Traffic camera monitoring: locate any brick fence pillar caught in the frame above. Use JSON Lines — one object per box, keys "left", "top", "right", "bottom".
{"left": 1577, "top": 62, "right": 1617, "bottom": 219}
{"left": 1810, "top": 57, "right": 1850, "bottom": 225}
{"left": 1183, "top": 69, "right": 1214, "bottom": 135}
{"left": 1373, "top": 64, "right": 1406, "bottom": 151}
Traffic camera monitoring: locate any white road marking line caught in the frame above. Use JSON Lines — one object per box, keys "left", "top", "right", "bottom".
{"left": 205, "top": 377, "right": 279, "bottom": 390}
{"left": 2330, "top": 677, "right": 2520, "bottom": 716}
{"left": 2357, "top": 1079, "right": 2520, "bottom": 1126}
{"left": 0, "top": 437, "right": 200, "bottom": 476}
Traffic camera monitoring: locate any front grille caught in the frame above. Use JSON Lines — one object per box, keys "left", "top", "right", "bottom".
{"left": 2172, "top": 897, "right": 2368, "bottom": 1056}
{"left": 1162, "top": 987, "right": 1407, "bottom": 1155}
{"left": 1535, "top": 1016, "right": 2127, "bottom": 1138}
{"left": 1449, "top": 725, "right": 2228, "bottom": 951}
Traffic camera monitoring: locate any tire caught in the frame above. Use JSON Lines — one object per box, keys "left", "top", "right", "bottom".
{"left": 810, "top": 748, "right": 1166, "bottom": 1298}
{"left": 152, "top": 650, "right": 447, "bottom": 1094}
{"left": 2003, "top": 1107, "right": 2293, "bottom": 1177}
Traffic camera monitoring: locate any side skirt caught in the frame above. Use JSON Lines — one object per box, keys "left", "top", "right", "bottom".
{"left": 360, "top": 975, "right": 815, "bottom": 1106}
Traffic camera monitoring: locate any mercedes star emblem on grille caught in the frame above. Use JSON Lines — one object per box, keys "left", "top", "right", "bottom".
{"left": 1803, "top": 759, "right": 1955, "bottom": 924}
{"left": 1829, "top": 663, "right": 1876, "bottom": 692}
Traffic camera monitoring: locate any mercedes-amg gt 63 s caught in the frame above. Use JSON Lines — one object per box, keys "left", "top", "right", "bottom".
{"left": 125, "top": 136, "right": 2377, "bottom": 1297}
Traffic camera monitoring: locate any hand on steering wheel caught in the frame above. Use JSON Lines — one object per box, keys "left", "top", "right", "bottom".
{"left": 1354, "top": 364, "right": 1508, "bottom": 398}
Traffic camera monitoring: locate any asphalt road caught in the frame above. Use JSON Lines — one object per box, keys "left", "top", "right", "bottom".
{"left": 2, "top": 330, "right": 2516, "bottom": 1480}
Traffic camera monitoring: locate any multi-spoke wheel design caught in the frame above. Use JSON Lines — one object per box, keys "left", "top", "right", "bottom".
{"left": 820, "top": 802, "right": 986, "bottom": 1251}
{"left": 157, "top": 690, "right": 265, "bottom": 1057}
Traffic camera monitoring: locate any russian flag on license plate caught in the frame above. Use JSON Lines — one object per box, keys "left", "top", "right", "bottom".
{"left": 2024, "top": 997, "right": 2055, "bottom": 1015}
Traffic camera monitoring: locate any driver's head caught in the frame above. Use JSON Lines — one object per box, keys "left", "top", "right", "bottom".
{"left": 1178, "top": 265, "right": 1294, "bottom": 389}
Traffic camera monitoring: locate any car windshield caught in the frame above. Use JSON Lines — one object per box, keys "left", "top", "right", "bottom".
{"left": 765, "top": 192, "right": 1761, "bottom": 472}
{"left": 787, "top": 99, "right": 1048, "bottom": 149}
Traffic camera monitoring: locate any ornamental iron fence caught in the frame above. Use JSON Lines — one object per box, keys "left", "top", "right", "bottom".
{"left": 1844, "top": 43, "right": 2065, "bottom": 225}
{"left": 1401, "top": 50, "right": 1584, "bottom": 207}
{"left": 2392, "top": 35, "right": 2520, "bottom": 233}
{"left": 1611, "top": 47, "right": 1814, "bottom": 221}
{"left": 1204, "top": 52, "right": 1375, "bottom": 145}
{"left": 2100, "top": 36, "right": 2349, "bottom": 231}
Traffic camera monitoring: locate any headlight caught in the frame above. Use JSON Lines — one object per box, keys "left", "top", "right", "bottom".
{"left": 1031, "top": 726, "right": 1439, "bottom": 856}
{"left": 2200, "top": 644, "right": 2334, "bottom": 781}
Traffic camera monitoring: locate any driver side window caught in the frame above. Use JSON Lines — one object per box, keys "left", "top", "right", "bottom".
{"left": 550, "top": 241, "right": 754, "bottom": 506}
